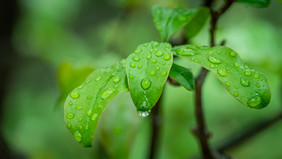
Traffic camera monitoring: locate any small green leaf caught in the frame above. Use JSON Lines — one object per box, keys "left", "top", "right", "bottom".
{"left": 151, "top": 6, "right": 209, "bottom": 42}
{"left": 173, "top": 45, "right": 271, "bottom": 109}
{"left": 125, "top": 42, "right": 173, "bottom": 114}
{"left": 237, "top": 0, "right": 270, "bottom": 7}
{"left": 169, "top": 63, "right": 195, "bottom": 91}
{"left": 64, "top": 60, "right": 128, "bottom": 147}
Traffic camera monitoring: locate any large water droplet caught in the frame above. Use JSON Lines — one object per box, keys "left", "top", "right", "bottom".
{"left": 141, "top": 78, "right": 151, "bottom": 90}
{"left": 155, "top": 50, "right": 164, "bottom": 57}
{"left": 113, "top": 77, "right": 120, "bottom": 83}
{"left": 208, "top": 56, "right": 221, "bottom": 64}
{"left": 240, "top": 78, "right": 250, "bottom": 87}
{"left": 137, "top": 110, "right": 151, "bottom": 117}
{"left": 74, "top": 131, "right": 82, "bottom": 142}
{"left": 217, "top": 69, "right": 226, "bottom": 77}
{"left": 101, "top": 89, "right": 114, "bottom": 99}
{"left": 70, "top": 91, "right": 80, "bottom": 99}
{"left": 247, "top": 95, "right": 262, "bottom": 107}
{"left": 163, "top": 53, "right": 171, "bottom": 60}
{"left": 133, "top": 56, "right": 140, "bottom": 62}
{"left": 66, "top": 113, "right": 74, "bottom": 119}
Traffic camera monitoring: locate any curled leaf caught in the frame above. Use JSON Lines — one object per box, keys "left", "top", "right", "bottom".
{"left": 64, "top": 60, "right": 128, "bottom": 147}
{"left": 125, "top": 42, "right": 173, "bottom": 115}
{"left": 173, "top": 45, "right": 271, "bottom": 109}
{"left": 169, "top": 63, "right": 195, "bottom": 91}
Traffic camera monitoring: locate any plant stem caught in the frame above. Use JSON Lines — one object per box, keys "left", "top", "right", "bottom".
{"left": 192, "top": 0, "right": 235, "bottom": 158}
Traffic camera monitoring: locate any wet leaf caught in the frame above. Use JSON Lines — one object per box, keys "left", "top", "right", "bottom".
{"left": 64, "top": 60, "right": 128, "bottom": 147}
{"left": 237, "top": 0, "right": 270, "bottom": 7}
{"left": 173, "top": 45, "right": 271, "bottom": 109}
{"left": 169, "top": 63, "right": 195, "bottom": 91}
{"left": 125, "top": 42, "right": 173, "bottom": 114}
{"left": 151, "top": 6, "right": 209, "bottom": 41}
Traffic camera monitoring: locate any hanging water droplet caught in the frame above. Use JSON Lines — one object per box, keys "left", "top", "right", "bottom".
{"left": 78, "top": 118, "right": 83, "bottom": 122}
{"left": 113, "top": 77, "right": 121, "bottom": 83}
{"left": 133, "top": 56, "right": 140, "bottom": 62}
{"left": 152, "top": 59, "right": 157, "bottom": 63}
{"left": 253, "top": 74, "right": 259, "bottom": 79}
{"left": 225, "top": 81, "right": 231, "bottom": 87}
{"left": 229, "top": 51, "right": 237, "bottom": 57}
{"left": 217, "top": 69, "right": 226, "bottom": 77}
{"left": 244, "top": 71, "right": 252, "bottom": 76}
{"left": 66, "top": 113, "right": 75, "bottom": 119}
{"left": 146, "top": 54, "right": 151, "bottom": 59}
{"left": 137, "top": 64, "right": 142, "bottom": 69}
{"left": 141, "top": 78, "right": 151, "bottom": 90}
{"left": 137, "top": 110, "right": 151, "bottom": 117}
{"left": 155, "top": 50, "right": 164, "bottom": 57}
{"left": 161, "top": 71, "right": 167, "bottom": 76}
{"left": 101, "top": 89, "right": 114, "bottom": 99}
{"left": 75, "top": 106, "right": 83, "bottom": 110}
{"left": 92, "top": 113, "right": 98, "bottom": 121}
{"left": 95, "top": 76, "right": 101, "bottom": 81}
{"left": 163, "top": 53, "right": 171, "bottom": 60}
{"left": 208, "top": 56, "right": 222, "bottom": 64}
{"left": 74, "top": 131, "right": 82, "bottom": 142}
{"left": 70, "top": 91, "right": 80, "bottom": 99}
{"left": 130, "top": 63, "right": 136, "bottom": 68}
{"left": 240, "top": 78, "right": 250, "bottom": 87}
{"left": 233, "top": 91, "right": 239, "bottom": 97}
{"left": 69, "top": 101, "right": 73, "bottom": 106}
{"left": 247, "top": 95, "right": 262, "bottom": 107}
{"left": 150, "top": 70, "right": 156, "bottom": 76}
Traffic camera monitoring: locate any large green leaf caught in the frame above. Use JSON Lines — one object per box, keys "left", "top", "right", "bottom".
{"left": 151, "top": 6, "right": 209, "bottom": 42}
{"left": 125, "top": 42, "right": 173, "bottom": 115}
{"left": 173, "top": 45, "right": 271, "bottom": 109}
{"left": 169, "top": 63, "right": 195, "bottom": 91}
{"left": 237, "top": 0, "right": 270, "bottom": 7}
{"left": 64, "top": 60, "right": 128, "bottom": 147}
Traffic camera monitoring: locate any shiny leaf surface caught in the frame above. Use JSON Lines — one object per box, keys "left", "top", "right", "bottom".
{"left": 169, "top": 63, "right": 195, "bottom": 91}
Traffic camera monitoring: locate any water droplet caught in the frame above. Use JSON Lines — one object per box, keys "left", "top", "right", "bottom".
{"left": 253, "top": 74, "right": 259, "bottom": 79}
{"left": 129, "top": 75, "right": 134, "bottom": 79}
{"left": 150, "top": 70, "right": 156, "bottom": 76}
{"left": 69, "top": 101, "right": 73, "bottom": 106}
{"left": 95, "top": 76, "right": 101, "bottom": 81}
{"left": 113, "top": 77, "right": 121, "bottom": 83}
{"left": 234, "top": 63, "right": 240, "bottom": 67}
{"left": 149, "top": 49, "right": 153, "bottom": 53}
{"left": 78, "top": 85, "right": 83, "bottom": 89}
{"left": 92, "top": 113, "right": 98, "bottom": 121}
{"left": 74, "top": 131, "right": 82, "bottom": 142}
{"left": 137, "top": 110, "right": 151, "bottom": 117}
{"left": 87, "top": 109, "right": 92, "bottom": 117}
{"left": 152, "top": 59, "right": 157, "bottom": 63}
{"left": 78, "top": 118, "right": 83, "bottom": 122}
{"left": 137, "top": 64, "right": 142, "bottom": 69}
{"left": 101, "top": 89, "right": 114, "bottom": 99}
{"left": 161, "top": 71, "right": 167, "bottom": 76}
{"left": 225, "top": 81, "right": 231, "bottom": 87}
{"left": 135, "top": 48, "right": 142, "bottom": 53}
{"left": 133, "top": 56, "right": 140, "bottom": 62}
{"left": 177, "top": 48, "right": 197, "bottom": 56}
{"left": 234, "top": 86, "right": 238, "bottom": 89}
{"left": 156, "top": 67, "right": 160, "bottom": 70}
{"left": 67, "top": 123, "right": 71, "bottom": 128}
{"left": 130, "top": 63, "right": 136, "bottom": 68}
{"left": 70, "top": 91, "right": 80, "bottom": 99}
{"left": 240, "top": 78, "right": 250, "bottom": 87}
{"left": 85, "top": 80, "right": 90, "bottom": 84}
{"left": 146, "top": 54, "right": 151, "bottom": 59}
{"left": 210, "top": 64, "right": 215, "bottom": 68}
{"left": 233, "top": 91, "right": 239, "bottom": 97}
{"left": 114, "top": 84, "right": 119, "bottom": 88}
{"left": 66, "top": 113, "right": 74, "bottom": 119}
{"left": 208, "top": 56, "right": 221, "bottom": 64}
{"left": 141, "top": 78, "right": 151, "bottom": 90}
{"left": 245, "top": 71, "right": 252, "bottom": 76}
{"left": 217, "top": 69, "right": 226, "bottom": 77}
{"left": 163, "top": 53, "right": 171, "bottom": 60}
{"left": 247, "top": 95, "right": 262, "bottom": 107}
{"left": 259, "top": 78, "right": 263, "bottom": 81}
{"left": 85, "top": 125, "right": 89, "bottom": 130}
{"left": 79, "top": 125, "right": 83, "bottom": 129}
{"left": 87, "top": 95, "right": 92, "bottom": 99}
{"left": 152, "top": 42, "right": 159, "bottom": 47}
{"left": 75, "top": 106, "right": 83, "bottom": 110}
{"left": 256, "top": 83, "right": 260, "bottom": 88}
{"left": 155, "top": 50, "right": 164, "bottom": 57}
{"left": 229, "top": 51, "right": 237, "bottom": 57}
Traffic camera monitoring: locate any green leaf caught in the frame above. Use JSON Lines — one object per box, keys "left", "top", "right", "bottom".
{"left": 151, "top": 6, "right": 209, "bottom": 42}
{"left": 125, "top": 42, "right": 173, "bottom": 114}
{"left": 237, "top": 0, "right": 270, "bottom": 7}
{"left": 173, "top": 45, "right": 271, "bottom": 109}
{"left": 184, "top": 7, "right": 209, "bottom": 39}
{"left": 64, "top": 60, "right": 128, "bottom": 147}
{"left": 169, "top": 63, "right": 195, "bottom": 91}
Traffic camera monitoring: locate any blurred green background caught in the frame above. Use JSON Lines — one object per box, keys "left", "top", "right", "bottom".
{"left": 0, "top": 0, "right": 282, "bottom": 159}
